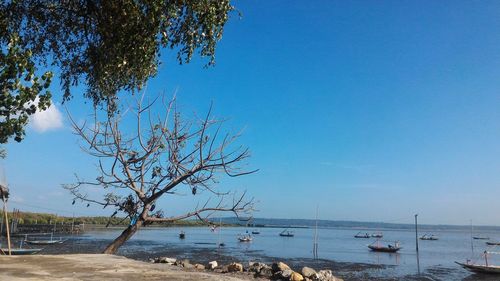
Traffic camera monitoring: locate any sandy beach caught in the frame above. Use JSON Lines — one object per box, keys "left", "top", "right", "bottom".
{"left": 0, "top": 254, "right": 258, "bottom": 281}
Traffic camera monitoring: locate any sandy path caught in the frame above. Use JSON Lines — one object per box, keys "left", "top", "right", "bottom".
{"left": 0, "top": 254, "right": 250, "bottom": 281}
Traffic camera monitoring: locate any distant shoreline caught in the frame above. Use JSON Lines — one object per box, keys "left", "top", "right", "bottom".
{"left": 5, "top": 210, "right": 500, "bottom": 233}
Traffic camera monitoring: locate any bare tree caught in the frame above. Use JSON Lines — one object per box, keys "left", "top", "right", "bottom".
{"left": 64, "top": 95, "right": 256, "bottom": 254}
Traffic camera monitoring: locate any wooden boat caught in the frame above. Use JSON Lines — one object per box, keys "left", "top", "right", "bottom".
{"left": 368, "top": 241, "right": 401, "bottom": 253}
{"left": 1, "top": 248, "right": 42, "bottom": 255}
{"left": 179, "top": 231, "right": 185, "bottom": 239}
{"left": 238, "top": 235, "right": 252, "bottom": 242}
{"left": 24, "top": 233, "right": 66, "bottom": 245}
{"left": 486, "top": 241, "right": 500, "bottom": 246}
{"left": 371, "top": 232, "right": 383, "bottom": 238}
{"left": 24, "top": 239, "right": 65, "bottom": 245}
{"left": 279, "top": 229, "right": 294, "bottom": 237}
{"left": 354, "top": 232, "right": 370, "bottom": 238}
{"left": 473, "top": 236, "right": 490, "bottom": 240}
{"left": 457, "top": 250, "right": 500, "bottom": 274}
{"left": 456, "top": 262, "right": 500, "bottom": 274}
{"left": 420, "top": 234, "right": 438, "bottom": 241}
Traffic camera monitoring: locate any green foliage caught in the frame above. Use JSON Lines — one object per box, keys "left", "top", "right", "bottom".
{"left": 0, "top": 0, "right": 234, "bottom": 144}
{"left": 1, "top": 0, "right": 234, "bottom": 106}
{"left": 0, "top": 35, "right": 52, "bottom": 143}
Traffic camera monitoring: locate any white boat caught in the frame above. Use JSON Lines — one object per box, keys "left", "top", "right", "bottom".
{"left": 24, "top": 233, "right": 66, "bottom": 245}
{"left": 354, "top": 232, "right": 370, "bottom": 238}
{"left": 238, "top": 235, "right": 252, "bottom": 242}
{"left": 420, "top": 234, "right": 438, "bottom": 240}
{"left": 24, "top": 239, "right": 65, "bottom": 245}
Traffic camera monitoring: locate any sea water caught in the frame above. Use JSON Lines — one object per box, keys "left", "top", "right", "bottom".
{"left": 81, "top": 225, "right": 500, "bottom": 280}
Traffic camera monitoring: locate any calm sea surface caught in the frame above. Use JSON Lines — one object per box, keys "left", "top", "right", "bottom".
{"left": 81, "top": 226, "right": 500, "bottom": 280}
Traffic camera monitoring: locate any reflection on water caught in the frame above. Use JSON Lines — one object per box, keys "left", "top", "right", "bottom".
{"left": 81, "top": 226, "right": 500, "bottom": 280}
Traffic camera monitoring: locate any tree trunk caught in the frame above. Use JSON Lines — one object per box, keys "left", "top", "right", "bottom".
{"left": 103, "top": 219, "right": 143, "bottom": 254}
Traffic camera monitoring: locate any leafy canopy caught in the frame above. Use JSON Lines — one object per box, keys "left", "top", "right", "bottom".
{"left": 0, "top": 0, "right": 234, "bottom": 143}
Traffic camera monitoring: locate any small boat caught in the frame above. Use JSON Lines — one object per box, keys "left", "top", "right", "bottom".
{"left": 24, "top": 239, "right": 65, "bottom": 245}
{"left": 368, "top": 241, "right": 401, "bottom": 253}
{"left": 354, "top": 232, "right": 370, "bottom": 238}
{"left": 238, "top": 235, "right": 252, "bottom": 242}
{"left": 0, "top": 248, "right": 43, "bottom": 255}
{"left": 420, "top": 234, "right": 439, "bottom": 241}
{"left": 251, "top": 230, "right": 260, "bottom": 235}
{"left": 279, "top": 229, "right": 294, "bottom": 237}
{"left": 371, "top": 232, "right": 383, "bottom": 238}
{"left": 486, "top": 241, "right": 500, "bottom": 246}
{"left": 456, "top": 262, "right": 500, "bottom": 274}
{"left": 456, "top": 251, "right": 500, "bottom": 274}
{"left": 473, "top": 236, "right": 490, "bottom": 240}
{"left": 179, "top": 231, "right": 185, "bottom": 239}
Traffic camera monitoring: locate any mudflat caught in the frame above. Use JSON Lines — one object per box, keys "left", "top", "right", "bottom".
{"left": 0, "top": 254, "right": 251, "bottom": 281}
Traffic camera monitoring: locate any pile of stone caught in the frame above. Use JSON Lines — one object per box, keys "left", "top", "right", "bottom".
{"left": 150, "top": 257, "right": 343, "bottom": 281}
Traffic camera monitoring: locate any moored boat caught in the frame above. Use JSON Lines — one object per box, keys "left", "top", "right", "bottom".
{"left": 456, "top": 251, "right": 500, "bottom": 274}
{"left": 486, "top": 241, "right": 500, "bottom": 246}
{"left": 371, "top": 232, "right": 383, "bottom": 238}
{"left": 179, "top": 231, "right": 185, "bottom": 239}
{"left": 368, "top": 241, "right": 401, "bottom": 253}
{"left": 24, "top": 239, "right": 65, "bottom": 245}
{"left": 354, "top": 232, "right": 370, "bottom": 238}
{"left": 251, "top": 230, "right": 260, "bottom": 235}
{"left": 420, "top": 234, "right": 438, "bottom": 241}
{"left": 238, "top": 235, "right": 252, "bottom": 242}
{"left": 279, "top": 229, "right": 294, "bottom": 237}
{"left": 456, "top": 262, "right": 500, "bottom": 274}
{"left": 473, "top": 235, "right": 490, "bottom": 240}
{"left": 0, "top": 248, "right": 42, "bottom": 255}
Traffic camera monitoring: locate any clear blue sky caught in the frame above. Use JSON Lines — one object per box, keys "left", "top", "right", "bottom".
{"left": 3, "top": 0, "right": 500, "bottom": 225}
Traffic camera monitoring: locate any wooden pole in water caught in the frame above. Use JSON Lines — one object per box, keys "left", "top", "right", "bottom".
{"left": 71, "top": 213, "right": 75, "bottom": 234}
{"left": 414, "top": 214, "right": 420, "bottom": 274}
{"left": 2, "top": 195, "right": 11, "bottom": 255}
{"left": 470, "top": 220, "right": 474, "bottom": 256}
{"left": 313, "top": 205, "right": 319, "bottom": 259}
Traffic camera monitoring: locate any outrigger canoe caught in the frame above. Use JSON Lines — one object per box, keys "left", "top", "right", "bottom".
{"left": 24, "top": 239, "right": 65, "bottom": 245}
{"left": 1, "top": 248, "right": 42, "bottom": 255}
{"left": 456, "top": 262, "right": 500, "bottom": 274}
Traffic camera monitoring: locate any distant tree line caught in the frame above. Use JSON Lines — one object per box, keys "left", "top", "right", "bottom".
{"left": 0, "top": 211, "right": 230, "bottom": 227}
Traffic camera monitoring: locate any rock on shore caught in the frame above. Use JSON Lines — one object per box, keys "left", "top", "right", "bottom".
{"left": 151, "top": 256, "right": 343, "bottom": 281}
